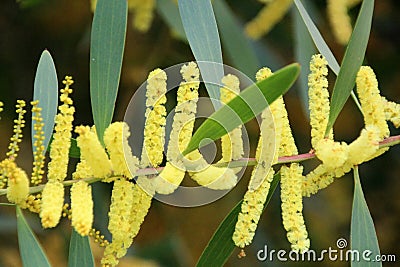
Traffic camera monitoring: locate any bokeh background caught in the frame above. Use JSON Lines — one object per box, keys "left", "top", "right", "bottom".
{"left": 0, "top": 0, "right": 399, "bottom": 266}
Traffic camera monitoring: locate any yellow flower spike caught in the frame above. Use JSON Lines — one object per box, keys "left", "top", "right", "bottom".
{"left": 104, "top": 122, "right": 139, "bottom": 178}
{"left": 20, "top": 194, "right": 41, "bottom": 214}
{"left": 308, "top": 54, "right": 333, "bottom": 149}
{"left": 232, "top": 169, "right": 275, "bottom": 248}
{"left": 7, "top": 100, "right": 26, "bottom": 159}
{"left": 155, "top": 62, "right": 199, "bottom": 194}
{"left": 47, "top": 77, "right": 75, "bottom": 183}
{"left": 127, "top": 184, "right": 152, "bottom": 239}
{"left": 101, "top": 179, "right": 135, "bottom": 267}
{"left": 327, "top": 0, "right": 354, "bottom": 45}
{"left": 245, "top": 0, "right": 293, "bottom": 40}
{"left": 31, "top": 100, "right": 45, "bottom": 185}
{"left": 141, "top": 68, "right": 167, "bottom": 168}
{"left": 220, "top": 74, "right": 244, "bottom": 164}
{"left": 40, "top": 181, "right": 64, "bottom": 228}
{"left": 5, "top": 161, "right": 29, "bottom": 205}
{"left": 190, "top": 164, "right": 237, "bottom": 190}
{"left": 280, "top": 164, "right": 310, "bottom": 252}
{"left": 347, "top": 125, "right": 381, "bottom": 165}
{"left": 356, "top": 66, "right": 389, "bottom": 139}
{"left": 381, "top": 97, "right": 400, "bottom": 128}
{"left": 72, "top": 160, "right": 93, "bottom": 180}
{"left": 75, "top": 125, "right": 112, "bottom": 179}
{"left": 70, "top": 181, "right": 93, "bottom": 236}
{"left": 314, "top": 139, "right": 349, "bottom": 171}
{"left": 302, "top": 165, "right": 335, "bottom": 197}
{"left": 128, "top": 0, "right": 155, "bottom": 32}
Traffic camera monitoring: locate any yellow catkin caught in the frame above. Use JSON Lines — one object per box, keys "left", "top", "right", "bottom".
{"left": 189, "top": 160, "right": 237, "bottom": 190}
{"left": 40, "top": 181, "right": 64, "bottom": 228}
{"left": 141, "top": 68, "right": 167, "bottom": 168}
{"left": 72, "top": 160, "right": 93, "bottom": 180}
{"left": 220, "top": 74, "right": 244, "bottom": 163}
{"left": 104, "top": 122, "right": 139, "bottom": 178}
{"left": 308, "top": 54, "right": 333, "bottom": 148}
{"left": 245, "top": 0, "right": 293, "bottom": 40}
{"left": 302, "top": 165, "right": 334, "bottom": 197}
{"left": 315, "top": 139, "right": 349, "bottom": 171}
{"left": 7, "top": 100, "right": 26, "bottom": 159}
{"left": 128, "top": 0, "right": 155, "bottom": 32}
{"left": 70, "top": 181, "right": 93, "bottom": 236}
{"left": 20, "top": 194, "right": 41, "bottom": 214}
{"left": 47, "top": 76, "right": 75, "bottom": 182}
{"left": 30, "top": 101, "right": 45, "bottom": 185}
{"left": 382, "top": 97, "right": 400, "bottom": 128}
{"left": 327, "top": 0, "right": 353, "bottom": 45}
{"left": 6, "top": 161, "right": 29, "bottom": 205}
{"left": 347, "top": 125, "right": 381, "bottom": 166}
{"left": 155, "top": 62, "right": 199, "bottom": 194}
{"left": 75, "top": 125, "right": 112, "bottom": 179}
{"left": 281, "top": 164, "right": 310, "bottom": 252}
{"left": 101, "top": 179, "right": 134, "bottom": 267}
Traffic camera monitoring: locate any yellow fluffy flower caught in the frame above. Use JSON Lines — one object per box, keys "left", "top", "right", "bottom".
{"left": 382, "top": 97, "right": 400, "bottom": 128}
{"left": 5, "top": 160, "right": 29, "bottom": 205}
{"left": 141, "top": 68, "right": 167, "bottom": 168}
{"left": 40, "top": 181, "right": 64, "bottom": 228}
{"left": 75, "top": 125, "right": 112, "bottom": 179}
{"left": 7, "top": 100, "right": 26, "bottom": 159}
{"left": 31, "top": 100, "right": 45, "bottom": 185}
{"left": 308, "top": 54, "right": 333, "bottom": 149}
{"left": 315, "top": 139, "right": 349, "bottom": 171}
{"left": 356, "top": 66, "right": 389, "bottom": 139}
{"left": 47, "top": 76, "right": 75, "bottom": 182}
{"left": 245, "top": 0, "right": 293, "bottom": 40}
{"left": 101, "top": 179, "right": 134, "bottom": 267}
{"left": 347, "top": 125, "right": 381, "bottom": 165}
{"left": 128, "top": 0, "right": 155, "bottom": 32}
{"left": 104, "top": 122, "right": 139, "bottom": 178}
{"left": 154, "top": 63, "right": 199, "bottom": 194}
{"left": 302, "top": 165, "right": 335, "bottom": 197}
{"left": 327, "top": 0, "right": 354, "bottom": 45}
{"left": 190, "top": 164, "right": 237, "bottom": 190}
{"left": 280, "top": 164, "right": 310, "bottom": 252}
{"left": 72, "top": 160, "right": 93, "bottom": 180}
{"left": 220, "top": 74, "right": 244, "bottom": 163}
{"left": 70, "top": 181, "right": 93, "bottom": 236}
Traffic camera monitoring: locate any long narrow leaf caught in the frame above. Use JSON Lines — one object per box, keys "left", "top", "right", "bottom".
{"left": 68, "top": 229, "right": 94, "bottom": 267}
{"left": 16, "top": 207, "right": 51, "bottom": 267}
{"left": 178, "top": 0, "right": 223, "bottom": 109}
{"left": 213, "top": 0, "right": 260, "bottom": 78}
{"left": 197, "top": 173, "right": 281, "bottom": 266}
{"left": 351, "top": 167, "right": 382, "bottom": 267}
{"left": 90, "top": 0, "right": 127, "bottom": 143}
{"left": 32, "top": 50, "right": 58, "bottom": 155}
{"left": 325, "top": 0, "right": 374, "bottom": 134}
{"left": 183, "top": 63, "right": 300, "bottom": 155}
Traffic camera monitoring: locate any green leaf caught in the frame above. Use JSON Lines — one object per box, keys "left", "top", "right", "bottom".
{"left": 351, "top": 167, "right": 382, "bottom": 267}
{"left": 213, "top": 0, "right": 260, "bottom": 78}
{"left": 157, "top": 0, "right": 186, "bottom": 42}
{"left": 197, "top": 173, "right": 281, "bottom": 267}
{"left": 183, "top": 63, "right": 300, "bottom": 156}
{"left": 293, "top": 5, "right": 316, "bottom": 117}
{"left": 16, "top": 206, "right": 51, "bottom": 267}
{"left": 178, "top": 0, "right": 224, "bottom": 109}
{"left": 325, "top": 0, "right": 374, "bottom": 134}
{"left": 90, "top": 0, "right": 127, "bottom": 143}
{"left": 32, "top": 50, "right": 58, "bottom": 155}
{"left": 68, "top": 229, "right": 94, "bottom": 267}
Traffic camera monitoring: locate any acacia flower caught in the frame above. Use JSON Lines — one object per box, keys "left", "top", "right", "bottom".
{"left": 308, "top": 54, "right": 332, "bottom": 149}
{"left": 75, "top": 125, "right": 112, "bottom": 179}
{"left": 315, "top": 139, "right": 349, "bottom": 171}
{"left": 4, "top": 159, "right": 29, "bottom": 205}
{"left": 382, "top": 97, "right": 400, "bottom": 128}
{"left": 31, "top": 100, "right": 45, "bottom": 185}
{"left": 128, "top": 0, "right": 156, "bottom": 32}
{"left": 219, "top": 74, "right": 244, "bottom": 165}
{"left": 104, "top": 122, "right": 139, "bottom": 178}
{"left": 70, "top": 181, "right": 93, "bottom": 236}
{"left": 245, "top": 0, "right": 293, "bottom": 40}
{"left": 155, "top": 62, "right": 199, "bottom": 194}
{"left": 47, "top": 76, "right": 75, "bottom": 182}
{"left": 40, "top": 181, "right": 64, "bottom": 228}
{"left": 327, "top": 0, "right": 356, "bottom": 45}
{"left": 101, "top": 179, "right": 134, "bottom": 267}
{"left": 141, "top": 68, "right": 167, "bottom": 168}
{"left": 7, "top": 100, "right": 26, "bottom": 159}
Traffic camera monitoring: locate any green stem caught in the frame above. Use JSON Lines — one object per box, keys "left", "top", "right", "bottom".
{"left": 0, "top": 134, "right": 399, "bottom": 197}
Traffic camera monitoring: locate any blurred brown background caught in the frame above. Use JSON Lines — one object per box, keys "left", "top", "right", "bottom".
{"left": 0, "top": 0, "right": 399, "bottom": 266}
